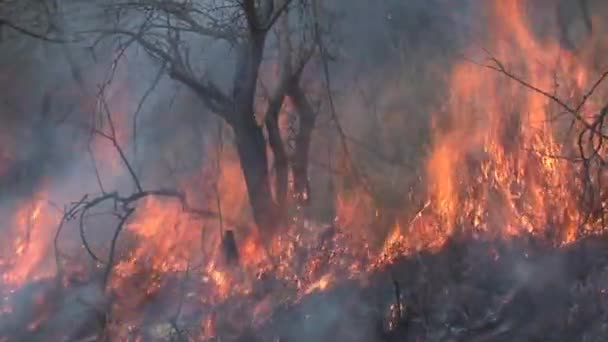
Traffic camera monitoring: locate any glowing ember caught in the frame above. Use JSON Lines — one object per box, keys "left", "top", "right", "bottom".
{"left": 304, "top": 273, "right": 335, "bottom": 295}
{"left": 1, "top": 0, "right": 608, "bottom": 340}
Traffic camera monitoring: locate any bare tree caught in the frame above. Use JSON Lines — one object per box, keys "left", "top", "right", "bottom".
{"left": 74, "top": 0, "right": 328, "bottom": 238}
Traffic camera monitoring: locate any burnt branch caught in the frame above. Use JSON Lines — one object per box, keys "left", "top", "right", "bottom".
{"left": 98, "top": 93, "right": 143, "bottom": 192}
{"left": 92, "top": 28, "right": 232, "bottom": 118}
{"left": 102, "top": 207, "right": 135, "bottom": 288}
{"left": 132, "top": 62, "right": 166, "bottom": 158}
{"left": 481, "top": 51, "right": 608, "bottom": 233}
{"left": 0, "top": 17, "right": 74, "bottom": 43}
{"left": 482, "top": 51, "right": 608, "bottom": 139}
{"left": 312, "top": 2, "right": 374, "bottom": 196}
{"left": 62, "top": 188, "right": 225, "bottom": 280}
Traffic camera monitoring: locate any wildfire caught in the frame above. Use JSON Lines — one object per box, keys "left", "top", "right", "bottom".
{"left": 1, "top": 0, "right": 608, "bottom": 340}
{"left": 1, "top": 191, "right": 57, "bottom": 287}
{"left": 304, "top": 273, "right": 335, "bottom": 295}
{"left": 423, "top": 0, "right": 608, "bottom": 246}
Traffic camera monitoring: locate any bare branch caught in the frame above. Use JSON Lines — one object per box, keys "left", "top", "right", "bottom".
{"left": 75, "top": 188, "right": 227, "bottom": 265}
{"left": 0, "top": 17, "right": 74, "bottom": 43}
{"left": 92, "top": 28, "right": 232, "bottom": 117}
{"left": 168, "top": 66, "right": 232, "bottom": 117}
{"left": 312, "top": 1, "right": 374, "bottom": 195}
{"left": 262, "top": 0, "right": 295, "bottom": 31}
{"left": 133, "top": 63, "right": 166, "bottom": 158}
{"left": 482, "top": 52, "right": 608, "bottom": 139}
{"left": 103, "top": 207, "right": 134, "bottom": 288}
{"left": 574, "top": 69, "right": 608, "bottom": 113}
{"left": 97, "top": 92, "right": 143, "bottom": 192}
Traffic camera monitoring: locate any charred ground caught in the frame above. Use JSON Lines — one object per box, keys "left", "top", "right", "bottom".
{"left": 1, "top": 0, "right": 608, "bottom": 341}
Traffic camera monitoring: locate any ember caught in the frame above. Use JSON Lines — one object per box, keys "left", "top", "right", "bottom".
{"left": 1, "top": 0, "right": 608, "bottom": 341}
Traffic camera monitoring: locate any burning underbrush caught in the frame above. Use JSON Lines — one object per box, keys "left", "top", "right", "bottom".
{"left": 0, "top": 191, "right": 376, "bottom": 341}
{"left": 1, "top": 182, "right": 608, "bottom": 341}
{"left": 2, "top": 0, "right": 608, "bottom": 341}
{"left": 3, "top": 211, "right": 608, "bottom": 341}
{"left": 255, "top": 233, "right": 608, "bottom": 341}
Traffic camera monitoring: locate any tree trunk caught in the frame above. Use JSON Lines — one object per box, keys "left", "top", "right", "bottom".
{"left": 229, "top": 29, "right": 284, "bottom": 237}
{"left": 265, "top": 98, "right": 289, "bottom": 213}
{"left": 288, "top": 84, "right": 316, "bottom": 206}
{"left": 233, "top": 116, "right": 281, "bottom": 237}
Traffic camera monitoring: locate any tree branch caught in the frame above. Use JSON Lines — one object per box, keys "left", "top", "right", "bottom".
{"left": 0, "top": 18, "right": 74, "bottom": 43}
{"left": 103, "top": 207, "right": 135, "bottom": 288}
{"left": 94, "top": 28, "right": 232, "bottom": 117}
{"left": 262, "top": 0, "right": 295, "bottom": 31}
{"left": 75, "top": 188, "right": 228, "bottom": 265}
{"left": 482, "top": 52, "right": 608, "bottom": 139}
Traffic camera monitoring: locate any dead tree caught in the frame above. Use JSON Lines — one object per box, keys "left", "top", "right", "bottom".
{"left": 78, "top": 0, "right": 328, "bottom": 238}
{"left": 13, "top": 0, "right": 327, "bottom": 233}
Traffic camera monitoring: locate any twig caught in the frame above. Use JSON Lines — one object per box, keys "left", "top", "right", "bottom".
{"left": 482, "top": 51, "right": 608, "bottom": 138}
{"left": 74, "top": 188, "right": 231, "bottom": 265}
{"left": 311, "top": 1, "right": 374, "bottom": 196}
{"left": 574, "top": 69, "right": 608, "bottom": 113}
{"left": 132, "top": 63, "right": 166, "bottom": 160}
{"left": 103, "top": 208, "right": 135, "bottom": 288}
{"left": 0, "top": 18, "right": 75, "bottom": 43}
{"left": 54, "top": 194, "right": 89, "bottom": 274}
{"left": 88, "top": 144, "right": 106, "bottom": 194}
{"left": 98, "top": 93, "right": 143, "bottom": 192}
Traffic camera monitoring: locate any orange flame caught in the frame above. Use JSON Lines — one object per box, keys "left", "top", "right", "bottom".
{"left": 2, "top": 191, "right": 57, "bottom": 287}
{"left": 2, "top": 1, "right": 608, "bottom": 340}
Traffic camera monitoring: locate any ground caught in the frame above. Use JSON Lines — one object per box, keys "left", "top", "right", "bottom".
{"left": 252, "top": 234, "right": 608, "bottom": 342}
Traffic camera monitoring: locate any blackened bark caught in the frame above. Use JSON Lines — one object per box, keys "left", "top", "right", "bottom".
{"left": 229, "top": 29, "right": 282, "bottom": 236}
{"left": 231, "top": 36, "right": 266, "bottom": 120}
{"left": 266, "top": 0, "right": 292, "bottom": 212}
{"left": 265, "top": 96, "right": 289, "bottom": 212}
{"left": 288, "top": 84, "right": 316, "bottom": 206}
{"left": 233, "top": 116, "right": 280, "bottom": 236}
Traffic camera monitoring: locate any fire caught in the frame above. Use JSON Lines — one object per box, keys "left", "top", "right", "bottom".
{"left": 1, "top": 0, "right": 608, "bottom": 340}
{"left": 304, "top": 273, "right": 334, "bottom": 295}
{"left": 1, "top": 191, "right": 57, "bottom": 287}
{"left": 423, "top": 0, "right": 607, "bottom": 246}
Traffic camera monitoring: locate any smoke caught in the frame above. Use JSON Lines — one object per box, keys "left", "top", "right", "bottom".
{"left": 1, "top": 0, "right": 607, "bottom": 340}
{"left": 0, "top": 0, "right": 475, "bottom": 204}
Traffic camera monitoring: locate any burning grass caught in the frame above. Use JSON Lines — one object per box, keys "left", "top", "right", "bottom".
{"left": 4, "top": 224, "right": 608, "bottom": 341}
{"left": 253, "top": 233, "right": 608, "bottom": 341}
{"left": 2, "top": 0, "right": 608, "bottom": 340}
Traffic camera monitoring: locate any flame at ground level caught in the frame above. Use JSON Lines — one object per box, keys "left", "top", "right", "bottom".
{"left": 1, "top": 0, "right": 608, "bottom": 340}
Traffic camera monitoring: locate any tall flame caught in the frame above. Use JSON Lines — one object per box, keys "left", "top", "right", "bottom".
{"left": 1, "top": 0, "right": 608, "bottom": 340}
{"left": 1, "top": 191, "right": 57, "bottom": 287}
{"left": 423, "top": 0, "right": 606, "bottom": 245}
